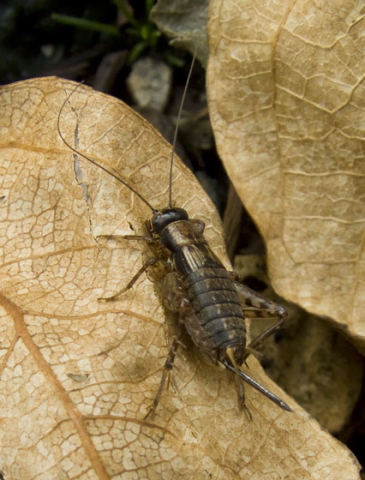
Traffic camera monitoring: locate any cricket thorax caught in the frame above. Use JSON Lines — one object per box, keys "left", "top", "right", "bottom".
{"left": 158, "top": 217, "right": 207, "bottom": 253}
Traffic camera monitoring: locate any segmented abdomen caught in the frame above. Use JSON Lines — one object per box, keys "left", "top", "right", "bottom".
{"left": 173, "top": 242, "right": 247, "bottom": 363}
{"left": 185, "top": 267, "right": 246, "bottom": 348}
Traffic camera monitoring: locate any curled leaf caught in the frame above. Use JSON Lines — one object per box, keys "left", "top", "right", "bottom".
{"left": 207, "top": 0, "right": 365, "bottom": 342}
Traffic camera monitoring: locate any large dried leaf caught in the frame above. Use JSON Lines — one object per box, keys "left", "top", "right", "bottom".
{"left": 0, "top": 78, "right": 360, "bottom": 479}
{"left": 207, "top": 0, "right": 365, "bottom": 342}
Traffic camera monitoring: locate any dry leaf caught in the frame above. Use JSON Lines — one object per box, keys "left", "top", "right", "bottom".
{"left": 207, "top": 0, "right": 365, "bottom": 342}
{"left": 0, "top": 77, "right": 360, "bottom": 479}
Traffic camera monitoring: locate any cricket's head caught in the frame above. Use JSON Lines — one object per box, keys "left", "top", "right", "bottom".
{"left": 151, "top": 207, "right": 189, "bottom": 234}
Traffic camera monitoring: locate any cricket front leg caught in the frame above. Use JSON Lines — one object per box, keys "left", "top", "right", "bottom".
{"left": 98, "top": 234, "right": 158, "bottom": 302}
{"left": 98, "top": 257, "right": 157, "bottom": 301}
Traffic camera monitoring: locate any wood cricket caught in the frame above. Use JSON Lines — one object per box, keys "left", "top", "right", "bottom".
{"left": 57, "top": 54, "right": 292, "bottom": 418}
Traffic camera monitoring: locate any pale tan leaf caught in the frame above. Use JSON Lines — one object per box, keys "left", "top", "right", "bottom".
{"left": 207, "top": 0, "right": 365, "bottom": 341}
{"left": 0, "top": 77, "right": 360, "bottom": 479}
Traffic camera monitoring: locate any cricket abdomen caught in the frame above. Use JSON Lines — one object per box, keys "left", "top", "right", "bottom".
{"left": 182, "top": 266, "right": 247, "bottom": 366}
{"left": 161, "top": 219, "right": 247, "bottom": 366}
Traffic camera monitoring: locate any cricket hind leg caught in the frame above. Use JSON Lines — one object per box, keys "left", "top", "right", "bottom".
{"left": 232, "top": 278, "right": 287, "bottom": 353}
{"left": 227, "top": 277, "right": 292, "bottom": 412}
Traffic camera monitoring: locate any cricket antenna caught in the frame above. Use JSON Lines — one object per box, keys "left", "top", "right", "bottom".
{"left": 57, "top": 84, "right": 156, "bottom": 213}
{"left": 168, "top": 48, "right": 197, "bottom": 208}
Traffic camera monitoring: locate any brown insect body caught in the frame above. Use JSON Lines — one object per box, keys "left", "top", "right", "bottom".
{"left": 155, "top": 208, "right": 247, "bottom": 366}
{"left": 142, "top": 206, "right": 291, "bottom": 414}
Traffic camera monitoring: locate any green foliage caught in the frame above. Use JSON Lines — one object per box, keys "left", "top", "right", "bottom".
{"left": 114, "top": 0, "right": 161, "bottom": 64}
{"left": 51, "top": 13, "right": 120, "bottom": 37}
{"left": 52, "top": 0, "right": 161, "bottom": 64}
